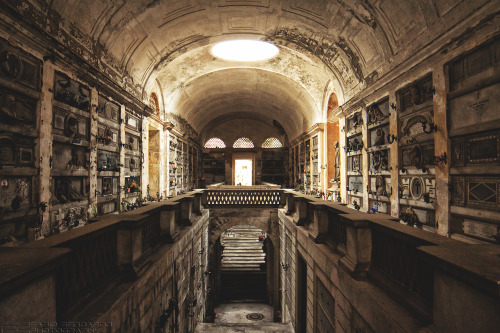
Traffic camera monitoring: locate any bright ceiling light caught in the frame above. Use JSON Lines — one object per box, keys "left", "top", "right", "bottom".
{"left": 212, "top": 40, "right": 279, "bottom": 61}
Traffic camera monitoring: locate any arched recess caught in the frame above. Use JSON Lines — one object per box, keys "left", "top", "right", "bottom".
{"left": 326, "top": 92, "right": 340, "bottom": 186}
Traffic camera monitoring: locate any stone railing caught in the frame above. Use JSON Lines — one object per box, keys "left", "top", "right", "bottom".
{"left": 0, "top": 190, "right": 205, "bottom": 323}
{"left": 203, "top": 188, "right": 285, "bottom": 207}
{"left": 279, "top": 189, "right": 500, "bottom": 331}
{"left": 1, "top": 188, "right": 499, "bottom": 331}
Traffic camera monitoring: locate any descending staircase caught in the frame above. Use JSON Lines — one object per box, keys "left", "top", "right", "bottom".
{"left": 221, "top": 225, "right": 266, "bottom": 272}
{"left": 220, "top": 225, "right": 268, "bottom": 302}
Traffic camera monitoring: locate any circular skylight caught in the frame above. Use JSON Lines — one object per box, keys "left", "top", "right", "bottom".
{"left": 212, "top": 40, "right": 279, "bottom": 61}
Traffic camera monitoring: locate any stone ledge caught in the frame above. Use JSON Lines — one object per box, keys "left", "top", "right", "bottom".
{"left": 0, "top": 247, "right": 71, "bottom": 298}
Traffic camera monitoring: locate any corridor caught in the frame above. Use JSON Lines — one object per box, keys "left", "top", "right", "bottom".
{"left": 0, "top": 1, "right": 499, "bottom": 332}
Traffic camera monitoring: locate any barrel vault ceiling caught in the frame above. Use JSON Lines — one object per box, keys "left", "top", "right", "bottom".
{"left": 4, "top": 0, "right": 494, "bottom": 140}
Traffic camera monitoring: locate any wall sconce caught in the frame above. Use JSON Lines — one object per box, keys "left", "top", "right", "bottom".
{"left": 421, "top": 120, "right": 437, "bottom": 134}
{"left": 390, "top": 103, "right": 396, "bottom": 110}
{"left": 434, "top": 152, "right": 447, "bottom": 165}
{"left": 386, "top": 134, "right": 397, "bottom": 144}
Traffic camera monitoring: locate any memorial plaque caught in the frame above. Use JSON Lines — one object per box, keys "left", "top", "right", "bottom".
{"left": 463, "top": 219, "right": 498, "bottom": 240}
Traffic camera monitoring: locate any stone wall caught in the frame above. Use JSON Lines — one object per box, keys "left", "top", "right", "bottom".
{"left": 278, "top": 192, "right": 500, "bottom": 333}
{"left": 95, "top": 211, "right": 209, "bottom": 333}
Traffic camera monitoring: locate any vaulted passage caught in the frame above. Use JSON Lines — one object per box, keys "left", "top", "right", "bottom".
{"left": 1, "top": 1, "right": 500, "bottom": 333}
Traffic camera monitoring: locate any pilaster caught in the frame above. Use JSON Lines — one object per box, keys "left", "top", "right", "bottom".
{"left": 339, "top": 117, "right": 347, "bottom": 203}
{"left": 39, "top": 60, "right": 54, "bottom": 235}
{"left": 433, "top": 62, "right": 451, "bottom": 236}
{"left": 88, "top": 87, "right": 98, "bottom": 218}
{"left": 389, "top": 89, "right": 400, "bottom": 218}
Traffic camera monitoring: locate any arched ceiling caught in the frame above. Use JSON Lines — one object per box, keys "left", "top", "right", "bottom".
{"left": 34, "top": 0, "right": 492, "bottom": 140}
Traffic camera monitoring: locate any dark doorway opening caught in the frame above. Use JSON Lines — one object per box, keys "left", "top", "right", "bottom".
{"left": 297, "top": 254, "right": 307, "bottom": 333}
{"left": 219, "top": 225, "right": 267, "bottom": 303}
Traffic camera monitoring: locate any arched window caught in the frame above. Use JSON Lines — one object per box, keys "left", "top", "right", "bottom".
{"left": 204, "top": 138, "right": 226, "bottom": 148}
{"left": 149, "top": 92, "right": 160, "bottom": 116}
{"left": 233, "top": 137, "right": 254, "bottom": 148}
{"left": 262, "top": 137, "right": 283, "bottom": 148}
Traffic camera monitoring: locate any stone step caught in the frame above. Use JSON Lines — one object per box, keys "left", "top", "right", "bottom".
{"left": 222, "top": 260, "right": 266, "bottom": 265}
{"left": 221, "top": 266, "right": 263, "bottom": 270}
{"left": 222, "top": 251, "right": 266, "bottom": 258}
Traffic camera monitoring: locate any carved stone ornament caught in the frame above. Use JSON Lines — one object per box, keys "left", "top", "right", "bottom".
{"left": 375, "top": 175, "right": 387, "bottom": 196}
{"left": 409, "top": 145, "right": 424, "bottom": 169}
{"left": 401, "top": 115, "right": 427, "bottom": 138}
{"left": 368, "top": 105, "right": 387, "bottom": 125}
{"left": 0, "top": 51, "right": 22, "bottom": 79}
{"left": 65, "top": 115, "right": 79, "bottom": 138}
{"left": 0, "top": 93, "right": 33, "bottom": 122}
{"left": 374, "top": 128, "right": 385, "bottom": 146}
{"left": 372, "top": 150, "right": 388, "bottom": 171}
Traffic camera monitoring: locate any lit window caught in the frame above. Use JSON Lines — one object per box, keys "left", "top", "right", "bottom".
{"left": 262, "top": 137, "right": 283, "bottom": 148}
{"left": 204, "top": 138, "right": 226, "bottom": 148}
{"left": 212, "top": 40, "right": 279, "bottom": 62}
{"left": 233, "top": 137, "right": 254, "bottom": 148}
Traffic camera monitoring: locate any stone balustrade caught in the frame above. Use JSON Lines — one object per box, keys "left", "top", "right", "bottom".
{"left": 1, "top": 188, "right": 499, "bottom": 332}
{"left": 279, "top": 189, "right": 500, "bottom": 331}
{"left": 0, "top": 190, "right": 206, "bottom": 323}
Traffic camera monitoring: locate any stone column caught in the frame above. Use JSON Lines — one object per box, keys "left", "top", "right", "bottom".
{"left": 88, "top": 88, "right": 98, "bottom": 218}
{"left": 362, "top": 107, "right": 369, "bottom": 212}
{"left": 159, "top": 125, "right": 167, "bottom": 198}
{"left": 339, "top": 117, "right": 347, "bottom": 203}
{"left": 141, "top": 117, "right": 149, "bottom": 196}
{"left": 389, "top": 89, "right": 400, "bottom": 219}
{"left": 39, "top": 60, "right": 54, "bottom": 235}
{"left": 433, "top": 63, "right": 451, "bottom": 236}
{"left": 165, "top": 130, "right": 171, "bottom": 196}
{"left": 119, "top": 104, "right": 126, "bottom": 210}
